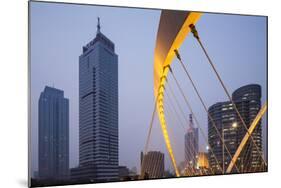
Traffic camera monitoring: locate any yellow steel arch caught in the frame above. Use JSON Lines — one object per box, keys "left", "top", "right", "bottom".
{"left": 153, "top": 10, "right": 202, "bottom": 177}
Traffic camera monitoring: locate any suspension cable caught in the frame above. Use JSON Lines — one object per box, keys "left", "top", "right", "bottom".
{"left": 141, "top": 97, "right": 158, "bottom": 178}
{"left": 188, "top": 24, "right": 267, "bottom": 167}
{"left": 165, "top": 90, "right": 207, "bottom": 175}
{"left": 242, "top": 127, "right": 260, "bottom": 172}
{"left": 144, "top": 99, "right": 157, "bottom": 154}
{"left": 166, "top": 82, "right": 214, "bottom": 175}
{"left": 165, "top": 91, "right": 186, "bottom": 131}
{"left": 165, "top": 88, "right": 205, "bottom": 176}
{"left": 162, "top": 103, "right": 184, "bottom": 175}
{"left": 242, "top": 139, "right": 253, "bottom": 172}
{"left": 246, "top": 130, "right": 265, "bottom": 173}
{"left": 173, "top": 49, "right": 239, "bottom": 173}
{"left": 167, "top": 66, "right": 221, "bottom": 174}
{"left": 164, "top": 99, "right": 198, "bottom": 176}
{"left": 225, "top": 95, "right": 267, "bottom": 173}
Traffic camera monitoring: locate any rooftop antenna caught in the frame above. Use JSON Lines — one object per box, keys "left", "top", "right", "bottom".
{"left": 188, "top": 114, "right": 194, "bottom": 130}
{"left": 97, "top": 17, "right": 101, "bottom": 34}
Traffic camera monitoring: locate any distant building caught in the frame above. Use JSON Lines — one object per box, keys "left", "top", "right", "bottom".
{"left": 118, "top": 166, "right": 129, "bottom": 180}
{"left": 77, "top": 18, "right": 119, "bottom": 182}
{"left": 184, "top": 114, "right": 199, "bottom": 168}
{"left": 38, "top": 86, "right": 69, "bottom": 180}
{"left": 197, "top": 152, "right": 209, "bottom": 169}
{"left": 164, "top": 170, "right": 175, "bottom": 178}
{"left": 140, "top": 151, "right": 164, "bottom": 179}
{"left": 178, "top": 161, "right": 187, "bottom": 175}
{"left": 130, "top": 166, "right": 137, "bottom": 175}
{"left": 208, "top": 84, "right": 263, "bottom": 173}
{"left": 70, "top": 166, "right": 92, "bottom": 183}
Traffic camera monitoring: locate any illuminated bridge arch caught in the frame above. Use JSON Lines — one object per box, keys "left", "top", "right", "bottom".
{"left": 151, "top": 10, "right": 267, "bottom": 177}
{"left": 153, "top": 10, "right": 202, "bottom": 177}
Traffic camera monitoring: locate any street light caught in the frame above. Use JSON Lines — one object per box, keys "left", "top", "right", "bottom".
{"left": 232, "top": 122, "right": 238, "bottom": 128}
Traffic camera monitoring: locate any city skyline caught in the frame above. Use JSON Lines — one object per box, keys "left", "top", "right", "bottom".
{"left": 30, "top": 1, "right": 267, "bottom": 178}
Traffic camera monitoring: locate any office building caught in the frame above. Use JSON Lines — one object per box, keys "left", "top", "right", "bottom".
{"left": 197, "top": 152, "right": 209, "bottom": 169}
{"left": 77, "top": 18, "right": 119, "bottom": 182}
{"left": 118, "top": 166, "right": 129, "bottom": 180}
{"left": 38, "top": 86, "right": 69, "bottom": 180}
{"left": 208, "top": 84, "right": 263, "bottom": 173}
{"left": 232, "top": 84, "right": 263, "bottom": 172}
{"left": 140, "top": 151, "right": 164, "bottom": 179}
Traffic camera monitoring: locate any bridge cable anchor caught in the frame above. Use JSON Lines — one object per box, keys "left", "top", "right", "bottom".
{"left": 189, "top": 24, "right": 200, "bottom": 40}
{"left": 174, "top": 49, "right": 182, "bottom": 61}
{"left": 164, "top": 65, "right": 173, "bottom": 73}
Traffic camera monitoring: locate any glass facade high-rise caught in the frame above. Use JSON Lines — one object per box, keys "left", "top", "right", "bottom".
{"left": 77, "top": 18, "right": 118, "bottom": 182}
{"left": 208, "top": 84, "right": 263, "bottom": 173}
{"left": 38, "top": 86, "right": 69, "bottom": 180}
{"left": 208, "top": 101, "right": 236, "bottom": 173}
{"left": 232, "top": 84, "right": 263, "bottom": 172}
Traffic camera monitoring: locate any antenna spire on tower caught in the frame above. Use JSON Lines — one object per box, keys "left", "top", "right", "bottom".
{"left": 188, "top": 114, "right": 194, "bottom": 130}
{"left": 97, "top": 17, "right": 101, "bottom": 34}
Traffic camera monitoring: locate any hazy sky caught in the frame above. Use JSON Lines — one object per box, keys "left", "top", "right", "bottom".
{"left": 30, "top": 2, "right": 267, "bottom": 175}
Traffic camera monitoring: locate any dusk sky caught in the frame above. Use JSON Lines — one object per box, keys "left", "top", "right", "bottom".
{"left": 30, "top": 2, "right": 267, "bottom": 175}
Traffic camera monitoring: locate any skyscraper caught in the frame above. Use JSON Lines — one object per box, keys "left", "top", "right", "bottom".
{"left": 184, "top": 114, "right": 199, "bottom": 168}
{"left": 38, "top": 86, "right": 69, "bottom": 180}
{"left": 232, "top": 84, "right": 263, "bottom": 172}
{"left": 78, "top": 18, "right": 118, "bottom": 182}
{"left": 208, "top": 84, "right": 263, "bottom": 173}
{"left": 208, "top": 101, "right": 235, "bottom": 173}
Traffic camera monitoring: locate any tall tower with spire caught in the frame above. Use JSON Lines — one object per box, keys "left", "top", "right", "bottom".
{"left": 184, "top": 114, "right": 199, "bottom": 167}
{"left": 76, "top": 18, "right": 119, "bottom": 182}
